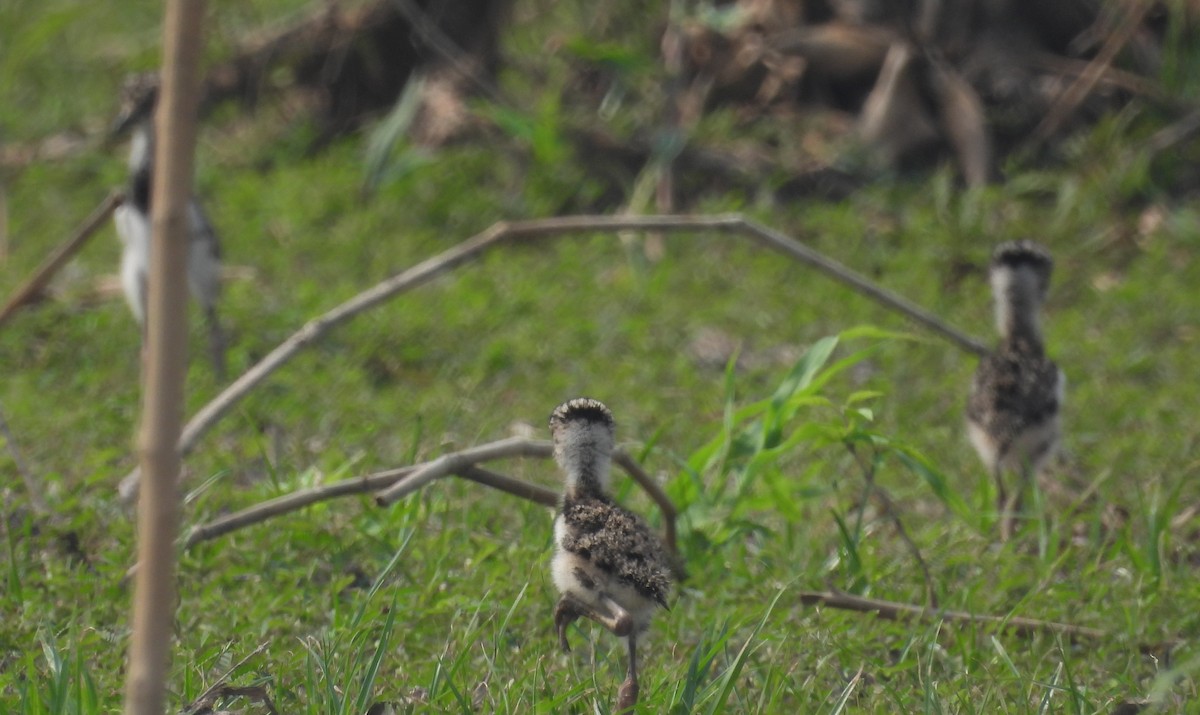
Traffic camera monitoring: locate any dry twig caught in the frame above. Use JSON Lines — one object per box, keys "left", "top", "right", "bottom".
{"left": 798, "top": 589, "right": 1107, "bottom": 641}
{"left": 184, "top": 465, "right": 415, "bottom": 548}
{"left": 374, "top": 436, "right": 550, "bottom": 505}
{"left": 184, "top": 439, "right": 674, "bottom": 561}
{"left": 118, "top": 213, "right": 986, "bottom": 500}
{"left": 0, "top": 190, "right": 123, "bottom": 328}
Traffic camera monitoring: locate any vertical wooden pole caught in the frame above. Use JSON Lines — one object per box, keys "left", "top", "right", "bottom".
{"left": 123, "top": 1, "right": 206, "bottom": 713}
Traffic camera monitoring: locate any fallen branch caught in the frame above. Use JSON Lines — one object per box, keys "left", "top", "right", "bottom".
{"left": 119, "top": 213, "right": 988, "bottom": 501}
{"left": 798, "top": 589, "right": 1107, "bottom": 641}
{"left": 183, "top": 465, "right": 415, "bottom": 548}
{"left": 185, "top": 440, "right": 672, "bottom": 558}
{"left": 182, "top": 441, "right": 681, "bottom": 580}
{"left": 0, "top": 190, "right": 123, "bottom": 328}
{"left": 612, "top": 450, "right": 678, "bottom": 558}
{"left": 373, "top": 438, "right": 679, "bottom": 571}
{"left": 375, "top": 436, "right": 549, "bottom": 506}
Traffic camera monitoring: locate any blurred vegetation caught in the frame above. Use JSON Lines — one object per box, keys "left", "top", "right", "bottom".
{"left": 3, "top": 0, "right": 1200, "bottom": 712}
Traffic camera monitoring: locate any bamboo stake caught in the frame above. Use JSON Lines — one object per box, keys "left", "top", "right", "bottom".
{"left": 124, "top": 0, "right": 206, "bottom": 713}
{"left": 119, "top": 213, "right": 987, "bottom": 501}
{"left": 0, "top": 190, "right": 123, "bottom": 328}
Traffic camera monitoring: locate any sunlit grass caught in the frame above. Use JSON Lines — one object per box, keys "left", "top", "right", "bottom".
{"left": 4, "top": 0, "right": 1200, "bottom": 713}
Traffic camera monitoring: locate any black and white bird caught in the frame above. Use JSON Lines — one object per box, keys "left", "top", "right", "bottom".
{"left": 549, "top": 398, "right": 672, "bottom": 712}
{"left": 111, "top": 73, "right": 226, "bottom": 380}
{"left": 966, "top": 240, "right": 1063, "bottom": 540}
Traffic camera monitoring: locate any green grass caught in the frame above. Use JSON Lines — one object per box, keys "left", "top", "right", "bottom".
{"left": 4, "top": 0, "right": 1200, "bottom": 713}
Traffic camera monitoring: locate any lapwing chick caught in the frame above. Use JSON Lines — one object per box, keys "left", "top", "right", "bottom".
{"left": 111, "top": 73, "right": 227, "bottom": 380}
{"left": 966, "top": 240, "right": 1063, "bottom": 540}
{"left": 549, "top": 398, "right": 672, "bottom": 712}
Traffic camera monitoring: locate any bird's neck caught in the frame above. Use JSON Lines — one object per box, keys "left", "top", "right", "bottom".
{"left": 557, "top": 440, "right": 612, "bottom": 500}
{"left": 128, "top": 124, "right": 154, "bottom": 213}
{"left": 992, "top": 268, "right": 1044, "bottom": 350}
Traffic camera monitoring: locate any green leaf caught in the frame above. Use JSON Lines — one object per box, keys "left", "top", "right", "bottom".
{"left": 770, "top": 336, "right": 839, "bottom": 408}
{"left": 895, "top": 449, "right": 972, "bottom": 522}
{"left": 362, "top": 74, "right": 428, "bottom": 196}
{"left": 704, "top": 586, "right": 787, "bottom": 714}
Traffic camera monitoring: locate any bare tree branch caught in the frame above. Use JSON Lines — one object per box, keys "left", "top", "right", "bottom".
{"left": 183, "top": 465, "right": 414, "bottom": 548}
{"left": 798, "top": 589, "right": 1108, "bottom": 641}
{"left": 182, "top": 442, "right": 670, "bottom": 559}
{"left": 375, "top": 436, "right": 548, "bottom": 505}
{"left": 119, "top": 213, "right": 988, "bottom": 501}
{"left": 0, "top": 190, "right": 123, "bottom": 328}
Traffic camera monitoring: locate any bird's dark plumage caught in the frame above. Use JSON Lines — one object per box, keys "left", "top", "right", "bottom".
{"left": 992, "top": 239, "right": 1053, "bottom": 274}
{"left": 550, "top": 397, "right": 615, "bottom": 429}
{"left": 966, "top": 342, "right": 1060, "bottom": 463}
{"left": 558, "top": 495, "right": 672, "bottom": 609}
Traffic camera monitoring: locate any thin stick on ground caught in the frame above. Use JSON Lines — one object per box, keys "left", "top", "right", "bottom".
{"left": 119, "top": 213, "right": 988, "bottom": 501}
{"left": 0, "top": 190, "right": 124, "bottom": 328}
{"left": 0, "top": 399, "right": 47, "bottom": 514}
{"left": 798, "top": 590, "right": 1108, "bottom": 641}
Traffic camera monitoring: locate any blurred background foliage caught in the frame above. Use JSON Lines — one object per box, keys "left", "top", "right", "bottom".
{"left": 3, "top": 0, "right": 1200, "bottom": 712}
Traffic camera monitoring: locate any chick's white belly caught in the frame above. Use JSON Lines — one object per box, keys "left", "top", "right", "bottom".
{"left": 114, "top": 205, "right": 150, "bottom": 324}
{"left": 552, "top": 517, "right": 657, "bottom": 632}
{"left": 966, "top": 414, "right": 1061, "bottom": 476}
{"left": 1001, "top": 415, "right": 1061, "bottom": 474}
